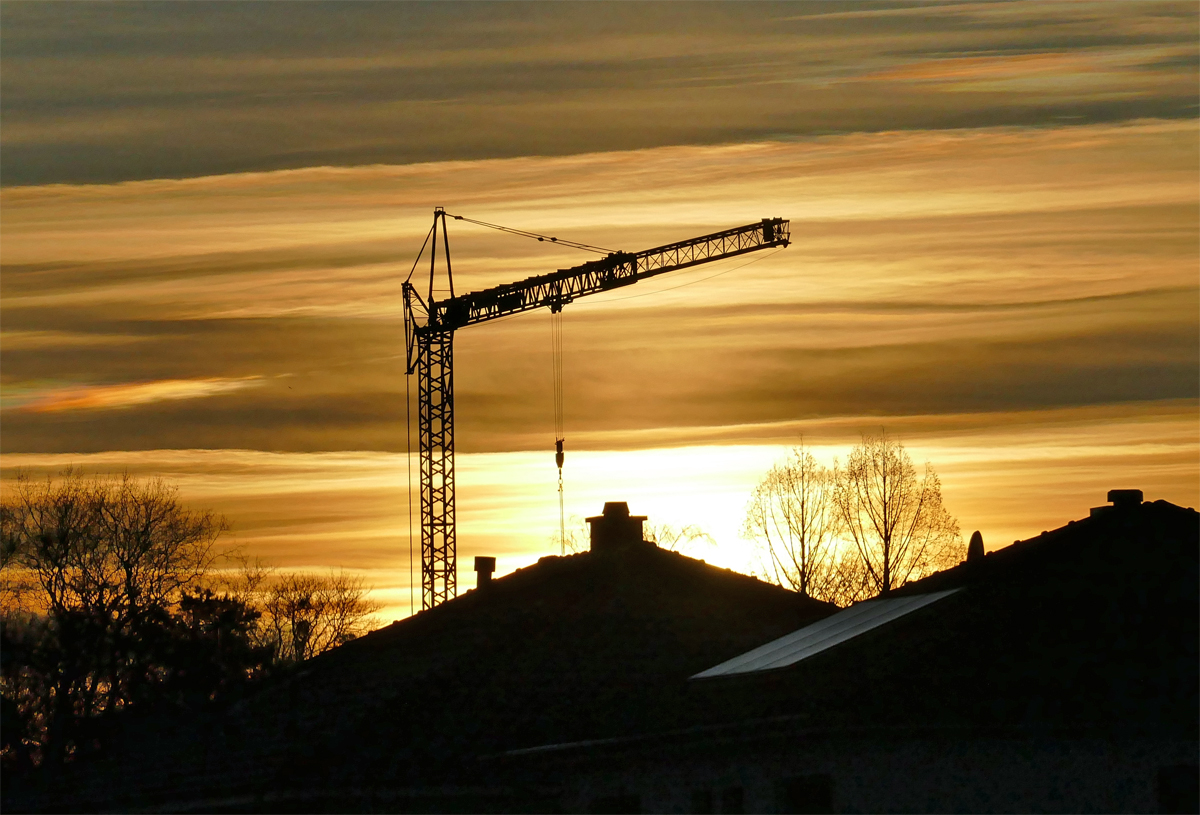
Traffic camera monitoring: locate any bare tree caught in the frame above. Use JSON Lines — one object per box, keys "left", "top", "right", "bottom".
{"left": 743, "top": 445, "right": 842, "bottom": 599}
{"left": 834, "top": 432, "right": 962, "bottom": 595}
{"left": 0, "top": 470, "right": 229, "bottom": 767}
{"left": 644, "top": 523, "right": 715, "bottom": 555}
{"left": 260, "top": 570, "right": 381, "bottom": 663}
{"left": 206, "top": 553, "right": 273, "bottom": 607}
{"left": 557, "top": 515, "right": 589, "bottom": 555}
{"left": 2, "top": 472, "right": 387, "bottom": 776}
{"left": 817, "top": 543, "right": 875, "bottom": 607}
{"left": 2, "top": 471, "right": 224, "bottom": 621}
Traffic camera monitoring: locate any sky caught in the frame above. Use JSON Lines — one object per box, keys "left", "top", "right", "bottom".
{"left": 2, "top": 1, "right": 1197, "bottom": 620}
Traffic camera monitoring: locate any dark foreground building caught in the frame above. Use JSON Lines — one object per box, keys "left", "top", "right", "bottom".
{"left": 15, "top": 494, "right": 1200, "bottom": 813}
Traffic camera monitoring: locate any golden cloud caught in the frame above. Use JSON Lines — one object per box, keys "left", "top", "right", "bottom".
{"left": 1, "top": 121, "right": 1195, "bottom": 456}
{"left": 15, "top": 377, "right": 264, "bottom": 414}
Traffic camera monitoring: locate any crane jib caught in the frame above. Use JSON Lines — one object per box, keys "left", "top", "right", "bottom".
{"left": 405, "top": 212, "right": 790, "bottom": 611}
{"left": 424, "top": 218, "right": 788, "bottom": 332}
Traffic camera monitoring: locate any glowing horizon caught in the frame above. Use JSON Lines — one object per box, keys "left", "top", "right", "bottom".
{"left": 4, "top": 396, "right": 1195, "bottom": 621}
{"left": 2, "top": 3, "right": 1196, "bottom": 623}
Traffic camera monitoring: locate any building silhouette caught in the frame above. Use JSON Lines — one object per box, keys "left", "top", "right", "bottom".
{"left": 16, "top": 493, "right": 1199, "bottom": 813}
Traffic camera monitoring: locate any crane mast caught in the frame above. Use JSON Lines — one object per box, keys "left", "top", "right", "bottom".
{"left": 404, "top": 210, "right": 790, "bottom": 610}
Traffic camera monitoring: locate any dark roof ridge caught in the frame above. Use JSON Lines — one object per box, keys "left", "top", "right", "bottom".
{"left": 328, "top": 539, "right": 830, "bottom": 662}
{"left": 887, "top": 495, "right": 1197, "bottom": 598}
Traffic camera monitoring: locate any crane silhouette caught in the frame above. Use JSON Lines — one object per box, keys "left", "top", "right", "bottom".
{"left": 404, "top": 209, "right": 791, "bottom": 609}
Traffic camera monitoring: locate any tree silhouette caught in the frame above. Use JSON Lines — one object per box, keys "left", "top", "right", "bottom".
{"left": 743, "top": 444, "right": 841, "bottom": 599}
{"left": 259, "top": 570, "right": 381, "bottom": 664}
{"left": 743, "top": 444, "right": 873, "bottom": 606}
{"left": 834, "top": 433, "right": 962, "bottom": 595}
{"left": 1, "top": 472, "right": 381, "bottom": 776}
{"left": 644, "top": 523, "right": 715, "bottom": 555}
{"left": 0, "top": 471, "right": 231, "bottom": 769}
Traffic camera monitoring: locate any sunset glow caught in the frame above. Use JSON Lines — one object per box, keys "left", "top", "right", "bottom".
{"left": 3, "top": 2, "right": 1196, "bottom": 623}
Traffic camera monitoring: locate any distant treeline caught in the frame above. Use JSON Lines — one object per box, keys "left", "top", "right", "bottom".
{"left": 0, "top": 470, "right": 379, "bottom": 780}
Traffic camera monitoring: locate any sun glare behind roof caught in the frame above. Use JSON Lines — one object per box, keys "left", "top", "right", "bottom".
{"left": 691, "top": 589, "right": 961, "bottom": 679}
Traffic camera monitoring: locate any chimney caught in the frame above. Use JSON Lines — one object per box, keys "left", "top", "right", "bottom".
{"left": 967, "top": 531, "right": 985, "bottom": 563}
{"left": 585, "top": 502, "right": 648, "bottom": 553}
{"left": 474, "top": 556, "right": 496, "bottom": 589}
{"left": 1091, "top": 489, "right": 1144, "bottom": 516}
{"left": 1107, "top": 489, "right": 1143, "bottom": 508}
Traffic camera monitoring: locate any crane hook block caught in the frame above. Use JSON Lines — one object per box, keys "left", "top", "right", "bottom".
{"left": 555, "top": 438, "right": 565, "bottom": 470}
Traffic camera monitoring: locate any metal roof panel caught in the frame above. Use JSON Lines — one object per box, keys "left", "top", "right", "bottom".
{"left": 692, "top": 589, "right": 960, "bottom": 679}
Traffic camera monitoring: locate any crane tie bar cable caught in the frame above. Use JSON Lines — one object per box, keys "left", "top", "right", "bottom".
{"left": 445, "top": 213, "right": 616, "bottom": 255}
{"left": 403, "top": 222, "right": 435, "bottom": 285}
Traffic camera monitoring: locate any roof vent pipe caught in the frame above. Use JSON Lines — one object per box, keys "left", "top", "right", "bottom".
{"left": 967, "top": 531, "right": 985, "bottom": 562}
{"left": 474, "top": 556, "right": 496, "bottom": 589}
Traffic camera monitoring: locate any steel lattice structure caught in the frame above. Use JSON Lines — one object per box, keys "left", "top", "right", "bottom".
{"left": 404, "top": 210, "right": 790, "bottom": 610}
{"left": 416, "top": 329, "right": 456, "bottom": 608}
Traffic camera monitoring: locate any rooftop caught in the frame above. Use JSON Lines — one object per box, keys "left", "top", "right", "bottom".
{"left": 669, "top": 493, "right": 1199, "bottom": 743}
{"left": 29, "top": 492, "right": 1199, "bottom": 813}
{"left": 57, "top": 504, "right": 834, "bottom": 808}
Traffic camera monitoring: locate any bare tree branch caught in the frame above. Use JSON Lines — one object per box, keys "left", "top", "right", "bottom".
{"left": 834, "top": 432, "right": 962, "bottom": 595}
{"left": 258, "top": 570, "right": 382, "bottom": 664}
{"left": 743, "top": 443, "right": 855, "bottom": 603}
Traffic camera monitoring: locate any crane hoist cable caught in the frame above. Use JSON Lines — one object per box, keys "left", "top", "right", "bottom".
{"left": 406, "top": 211, "right": 606, "bottom": 562}
{"left": 551, "top": 308, "right": 566, "bottom": 555}
{"left": 435, "top": 210, "right": 602, "bottom": 557}
{"left": 406, "top": 370, "right": 414, "bottom": 616}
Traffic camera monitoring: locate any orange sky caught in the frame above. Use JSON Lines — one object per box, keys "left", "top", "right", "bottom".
{"left": 2, "top": 3, "right": 1197, "bottom": 621}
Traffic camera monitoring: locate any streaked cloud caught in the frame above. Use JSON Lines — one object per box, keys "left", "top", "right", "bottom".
{"left": 0, "top": 329, "right": 140, "bottom": 350}
{"left": 2, "top": 121, "right": 1194, "bottom": 454}
{"left": 8, "top": 376, "right": 264, "bottom": 414}
{"left": 2, "top": 1, "right": 1195, "bottom": 184}
{"left": 852, "top": 46, "right": 1195, "bottom": 99}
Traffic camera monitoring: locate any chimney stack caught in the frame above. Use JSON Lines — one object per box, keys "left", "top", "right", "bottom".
{"left": 474, "top": 556, "right": 496, "bottom": 589}
{"left": 1107, "top": 489, "right": 1143, "bottom": 508}
{"left": 1091, "top": 489, "right": 1144, "bottom": 516}
{"left": 585, "top": 502, "right": 648, "bottom": 553}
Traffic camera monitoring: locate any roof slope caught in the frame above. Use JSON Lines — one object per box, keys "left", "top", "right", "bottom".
{"left": 31, "top": 496, "right": 1196, "bottom": 811}
{"left": 673, "top": 497, "right": 1199, "bottom": 739}
{"left": 692, "top": 588, "right": 961, "bottom": 678}
{"left": 60, "top": 541, "right": 834, "bottom": 809}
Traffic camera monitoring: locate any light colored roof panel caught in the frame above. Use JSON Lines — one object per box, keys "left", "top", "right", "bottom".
{"left": 691, "top": 588, "right": 960, "bottom": 679}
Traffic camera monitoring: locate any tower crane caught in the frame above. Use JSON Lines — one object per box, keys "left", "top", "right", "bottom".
{"left": 403, "top": 208, "right": 790, "bottom": 610}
